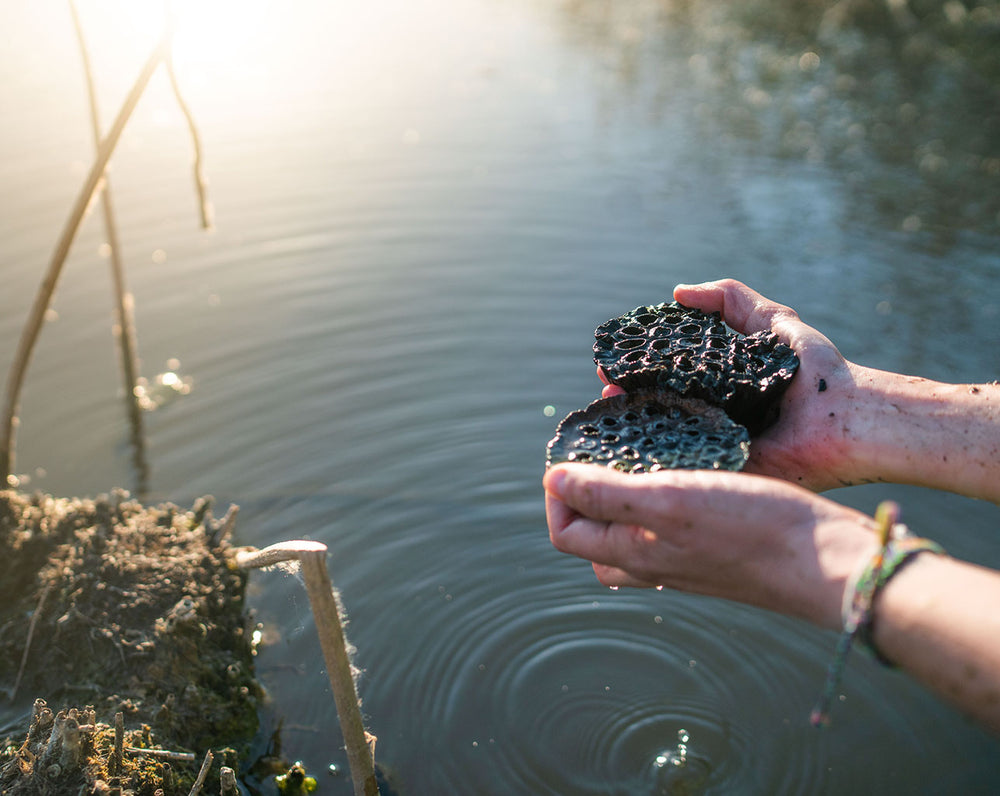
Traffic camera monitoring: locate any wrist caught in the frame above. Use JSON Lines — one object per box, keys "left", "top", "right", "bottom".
{"left": 810, "top": 516, "right": 881, "bottom": 632}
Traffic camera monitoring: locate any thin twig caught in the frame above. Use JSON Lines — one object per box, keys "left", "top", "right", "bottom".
{"left": 236, "top": 542, "right": 380, "bottom": 796}
{"left": 165, "top": 52, "right": 212, "bottom": 230}
{"left": 210, "top": 504, "right": 239, "bottom": 547}
{"left": 11, "top": 581, "right": 52, "bottom": 700}
{"left": 124, "top": 746, "right": 196, "bottom": 762}
{"left": 187, "top": 749, "right": 214, "bottom": 796}
{"left": 0, "top": 31, "right": 172, "bottom": 482}
{"left": 112, "top": 712, "right": 124, "bottom": 775}
{"left": 68, "top": 0, "right": 149, "bottom": 497}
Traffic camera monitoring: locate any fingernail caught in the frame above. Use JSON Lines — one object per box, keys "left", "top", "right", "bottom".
{"left": 544, "top": 467, "right": 567, "bottom": 498}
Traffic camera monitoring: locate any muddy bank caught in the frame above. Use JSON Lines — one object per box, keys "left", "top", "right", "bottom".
{"left": 0, "top": 489, "right": 260, "bottom": 795}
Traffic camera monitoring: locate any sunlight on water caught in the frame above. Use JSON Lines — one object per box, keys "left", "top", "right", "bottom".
{"left": 133, "top": 364, "right": 193, "bottom": 411}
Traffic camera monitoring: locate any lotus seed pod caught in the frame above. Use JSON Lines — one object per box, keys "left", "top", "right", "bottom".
{"left": 546, "top": 390, "right": 750, "bottom": 473}
{"left": 593, "top": 301, "right": 798, "bottom": 433}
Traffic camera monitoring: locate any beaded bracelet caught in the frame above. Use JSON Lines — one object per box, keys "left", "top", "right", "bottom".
{"left": 810, "top": 501, "right": 945, "bottom": 728}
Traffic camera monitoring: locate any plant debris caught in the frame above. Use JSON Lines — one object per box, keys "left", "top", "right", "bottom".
{"left": 546, "top": 389, "right": 750, "bottom": 472}
{"left": 0, "top": 489, "right": 260, "bottom": 795}
{"left": 547, "top": 300, "right": 799, "bottom": 473}
{"left": 593, "top": 301, "right": 798, "bottom": 433}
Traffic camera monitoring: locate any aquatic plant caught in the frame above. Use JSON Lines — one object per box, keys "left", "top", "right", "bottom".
{"left": 0, "top": 1, "right": 210, "bottom": 492}
{"left": 548, "top": 301, "right": 797, "bottom": 473}
{"left": 547, "top": 389, "right": 751, "bottom": 472}
{"left": 593, "top": 302, "right": 798, "bottom": 433}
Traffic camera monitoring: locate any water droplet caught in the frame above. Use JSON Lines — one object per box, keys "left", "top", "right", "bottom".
{"left": 655, "top": 585, "right": 664, "bottom": 591}
{"left": 543, "top": 404, "right": 556, "bottom": 417}
{"left": 608, "top": 586, "right": 619, "bottom": 591}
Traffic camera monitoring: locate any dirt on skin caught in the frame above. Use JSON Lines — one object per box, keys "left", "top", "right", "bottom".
{"left": 0, "top": 489, "right": 260, "bottom": 795}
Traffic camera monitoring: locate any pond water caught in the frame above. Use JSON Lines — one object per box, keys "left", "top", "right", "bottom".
{"left": 1, "top": 0, "right": 999, "bottom": 793}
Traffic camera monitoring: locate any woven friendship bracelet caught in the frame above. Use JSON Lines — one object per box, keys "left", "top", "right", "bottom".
{"left": 851, "top": 534, "right": 945, "bottom": 665}
{"left": 810, "top": 501, "right": 945, "bottom": 728}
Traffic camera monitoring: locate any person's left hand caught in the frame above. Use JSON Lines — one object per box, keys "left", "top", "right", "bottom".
{"left": 544, "top": 463, "right": 879, "bottom": 631}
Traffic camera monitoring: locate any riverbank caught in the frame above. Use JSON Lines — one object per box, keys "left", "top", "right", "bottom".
{"left": 0, "top": 490, "right": 259, "bottom": 794}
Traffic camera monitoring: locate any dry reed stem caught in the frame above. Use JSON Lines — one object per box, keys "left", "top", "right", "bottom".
{"left": 187, "top": 749, "right": 214, "bottom": 796}
{"left": 166, "top": 52, "right": 213, "bottom": 230}
{"left": 112, "top": 711, "right": 124, "bottom": 775}
{"left": 0, "top": 32, "right": 171, "bottom": 481}
{"left": 68, "top": 0, "right": 149, "bottom": 496}
{"left": 11, "top": 581, "right": 52, "bottom": 700}
{"left": 236, "top": 541, "right": 380, "bottom": 796}
{"left": 124, "top": 747, "right": 197, "bottom": 762}
{"left": 220, "top": 766, "right": 239, "bottom": 795}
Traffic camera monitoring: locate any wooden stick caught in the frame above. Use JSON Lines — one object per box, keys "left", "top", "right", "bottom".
{"left": 236, "top": 543, "right": 380, "bottom": 796}
{"left": 187, "top": 749, "right": 214, "bottom": 796}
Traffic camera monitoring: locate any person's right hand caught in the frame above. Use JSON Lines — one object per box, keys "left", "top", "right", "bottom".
{"left": 598, "top": 279, "right": 861, "bottom": 491}
{"left": 669, "top": 279, "right": 861, "bottom": 491}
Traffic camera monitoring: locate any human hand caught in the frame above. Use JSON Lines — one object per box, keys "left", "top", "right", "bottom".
{"left": 544, "top": 462, "right": 879, "bottom": 630}
{"left": 598, "top": 279, "right": 862, "bottom": 491}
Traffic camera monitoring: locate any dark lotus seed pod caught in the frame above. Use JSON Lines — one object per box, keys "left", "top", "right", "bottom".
{"left": 546, "top": 389, "right": 750, "bottom": 473}
{"left": 593, "top": 301, "right": 798, "bottom": 433}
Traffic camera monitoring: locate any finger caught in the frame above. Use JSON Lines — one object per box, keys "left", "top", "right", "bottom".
{"left": 592, "top": 562, "right": 660, "bottom": 589}
{"left": 673, "top": 278, "right": 800, "bottom": 338}
{"left": 544, "top": 467, "right": 661, "bottom": 569}
{"left": 597, "top": 366, "right": 626, "bottom": 398}
{"left": 545, "top": 463, "right": 680, "bottom": 526}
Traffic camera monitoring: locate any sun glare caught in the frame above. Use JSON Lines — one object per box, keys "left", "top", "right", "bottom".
{"left": 62, "top": 0, "right": 439, "bottom": 122}
{"left": 77, "top": 0, "right": 273, "bottom": 76}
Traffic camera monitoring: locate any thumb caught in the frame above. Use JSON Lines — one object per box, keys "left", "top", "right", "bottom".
{"left": 673, "top": 278, "right": 800, "bottom": 338}
{"left": 545, "top": 463, "right": 683, "bottom": 529}
{"left": 544, "top": 464, "right": 664, "bottom": 571}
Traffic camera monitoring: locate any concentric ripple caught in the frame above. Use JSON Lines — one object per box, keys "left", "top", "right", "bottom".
{"left": 363, "top": 546, "right": 837, "bottom": 795}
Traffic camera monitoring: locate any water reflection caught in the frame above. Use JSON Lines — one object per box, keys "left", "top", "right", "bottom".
{"left": 558, "top": 0, "right": 1000, "bottom": 247}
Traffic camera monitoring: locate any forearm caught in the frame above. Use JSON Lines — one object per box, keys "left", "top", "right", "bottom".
{"left": 833, "top": 366, "right": 1000, "bottom": 502}
{"left": 871, "top": 553, "right": 1000, "bottom": 733}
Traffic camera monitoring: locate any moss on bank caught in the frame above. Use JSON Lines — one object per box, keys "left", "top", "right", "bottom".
{"left": 0, "top": 490, "right": 260, "bottom": 794}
